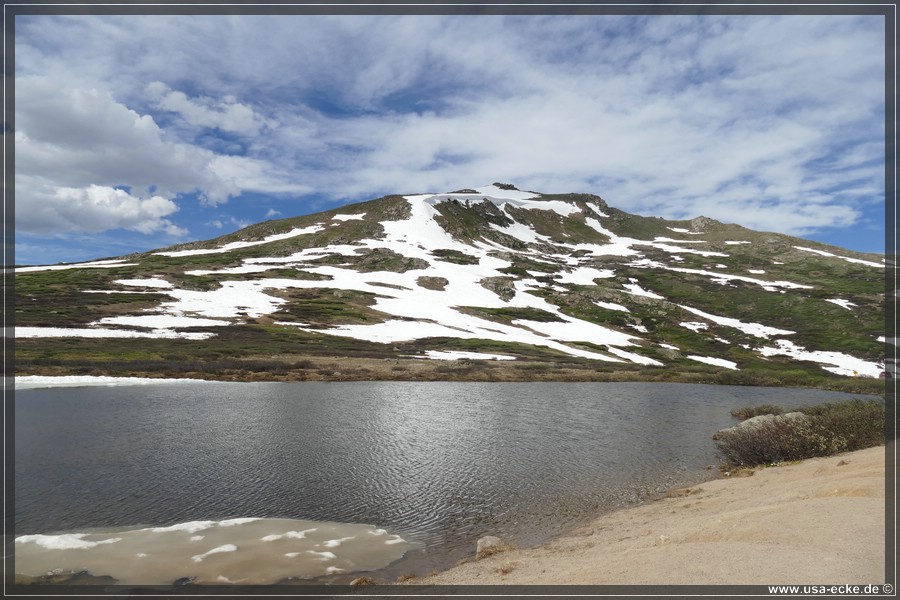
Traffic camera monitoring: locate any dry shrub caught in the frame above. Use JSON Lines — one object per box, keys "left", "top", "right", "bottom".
{"left": 716, "top": 399, "right": 884, "bottom": 469}
{"left": 797, "top": 399, "right": 884, "bottom": 451}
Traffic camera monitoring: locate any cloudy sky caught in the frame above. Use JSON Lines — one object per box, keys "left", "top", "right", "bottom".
{"left": 13, "top": 11, "right": 886, "bottom": 265}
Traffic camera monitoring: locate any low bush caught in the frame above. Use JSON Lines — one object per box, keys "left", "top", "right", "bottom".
{"left": 797, "top": 399, "right": 885, "bottom": 452}
{"left": 715, "top": 399, "right": 884, "bottom": 468}
{"left": 730, "top": 404, "right": 785, "bottom": 420}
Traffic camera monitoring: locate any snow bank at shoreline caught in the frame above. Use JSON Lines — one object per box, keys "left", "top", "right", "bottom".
{"left": 14, "top": 375, "right": 216, "bottom": 390}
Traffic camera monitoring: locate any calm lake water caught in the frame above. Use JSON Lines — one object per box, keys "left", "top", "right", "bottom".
{"left": 13, "top": 381, "right": 877, "bottom": 583}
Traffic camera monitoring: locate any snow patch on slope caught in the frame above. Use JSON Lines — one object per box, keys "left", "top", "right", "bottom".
{"left": 16, "top": 260, "right": 137, "bottom": 273}
{"left": 622, "top": 280, "right": 664, "bottom": 299}
{"left": 16, "top": 327, "right": 215, "bottom": 340}
{"left": 792, "top": 246, "right": 884, "bottom": 268}
{"left": 115, "top": 278, "right": 173, "bottom": 289}
{"left": 677, "top": 304, "right": 795, "bottom": 338}
{"left": 825, "top": 298, "right": 857, "bottom": 310}
{"left": 627, "top": 258, "right": 812, "bottom": 291}
{"left": 666, "top": 227, "right": 704, "bottom": 235}
{"left": 156, "top": 225, "right": 325, "bottom": 257}
{"left": 686, "top": 355, "right": 739, "bottom": 370}
{"left": 595, "top": 301, "right": 630, "bottom": 312}
{"left": 557, "top": 267, "right": 615, "bottom": 286}
{"left": 758, "top": 340, "right": 882, "bottom": 377}
{"left": 424, "top": 350, "right": 516, "bottom": 361}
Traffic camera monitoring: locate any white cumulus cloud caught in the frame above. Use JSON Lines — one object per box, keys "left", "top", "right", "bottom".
{"left": 14, "top": 76, "right": 241, "bottom": 234}
{"left": 17, "top": 181, "right": 186, "bottom": 236}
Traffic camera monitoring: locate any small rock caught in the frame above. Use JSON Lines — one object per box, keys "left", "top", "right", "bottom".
{"left": 476, "top": 535, "right": 503, "bottom": 558}
{"left": 837, "top": 459, "right": 850, "bottom": 466}
{"left": 715, "top": 412, "right": 809, "bottom": 438}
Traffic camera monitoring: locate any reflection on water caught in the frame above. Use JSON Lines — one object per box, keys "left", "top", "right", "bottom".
{"left": 15, "top": 381, "right": 874, "bottom": 582}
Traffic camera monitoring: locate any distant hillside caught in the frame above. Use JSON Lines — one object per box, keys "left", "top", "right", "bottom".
{"left": 14, "top": 183, "right": 887, "bottom": 391}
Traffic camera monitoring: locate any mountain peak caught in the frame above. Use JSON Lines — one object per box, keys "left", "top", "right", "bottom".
{"left": 690, "top": 216, "right": 719, "bottom": 231}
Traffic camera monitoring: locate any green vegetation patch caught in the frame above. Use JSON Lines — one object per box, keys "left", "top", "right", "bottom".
{"left": 497, "top": 256, "right": 559, "bottom": 278}
{"left": 432, "top": 197, "right": 514, "bottom": 244}
{"left": 597, "top": 206, "right": 679, "bottom": 240}
{"left": 270, "top": 288, "right": 390, "bottom": 326}
{"left": 612, "top": 264, "right": 883, "bottom": 360}
{"left": 150, "top": 194, "right": 410, "bottom": 259}
{"left": 416, "top": 276, "right": 449, "bottom": 291}
{"left": 213, "top": 268, "right": 333, "bottom": 282}
{"left": 307, "top": 247, "right": 429, "bottom": 273}
{"left": 16, "top": 268, "right": 171, "bottom": 327}
{"left": 431, "top": 249, "right": 480, "bottom": 265}
{"left": 401, "top": 336, "right": 572, "bottom": 362}
{"left": 457, "top": 306, "right": 564, "bottom": 325}
{"left": 506, "top": 203, "right": 609, "bottom": 246}
{"left": 15, "top": 291, "right": 170, "bottom": 327}
{"left": 15, "top": 320, "right": 396, "bottom": 374}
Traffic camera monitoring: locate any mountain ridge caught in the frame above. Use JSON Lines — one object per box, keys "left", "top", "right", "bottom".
{"left": 145, "top": 185, "right": 880, "bottom": 261}
{"left": 14, "top": 183, "right": 887, "bottom": 390}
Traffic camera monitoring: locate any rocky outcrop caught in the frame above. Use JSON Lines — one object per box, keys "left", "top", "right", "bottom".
{"left": 713, "top": 411, "right": 809, "bottom": 440}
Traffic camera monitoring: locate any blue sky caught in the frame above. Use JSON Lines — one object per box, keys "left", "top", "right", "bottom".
{"left": 13, "top": 12, "right": 887, "bottom": 265}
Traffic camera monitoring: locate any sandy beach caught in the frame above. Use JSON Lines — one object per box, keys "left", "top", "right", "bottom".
{"left": 408, "top": 445, "right": 887, "bottom": 586}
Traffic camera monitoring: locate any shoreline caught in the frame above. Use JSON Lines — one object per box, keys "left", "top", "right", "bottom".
{"left": 12, "top": 446, "right": 887, "bottom": 588}
{"left": 12, "top": 373, "right": 886, "bottom": 396}
{"left": 400, "top": 445, "right": 886, "bottom": 586}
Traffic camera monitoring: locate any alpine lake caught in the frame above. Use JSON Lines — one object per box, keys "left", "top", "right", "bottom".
{"left": 13, "top": 380, "right": 882, "bottom": 586}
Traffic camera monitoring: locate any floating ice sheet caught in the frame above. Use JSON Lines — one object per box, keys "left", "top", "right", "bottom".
{"left": 14, "top": 517, "right": 418, "bottom": 585}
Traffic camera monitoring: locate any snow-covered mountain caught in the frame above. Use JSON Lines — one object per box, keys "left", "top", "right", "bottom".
{"left": 15, "top": 183, "right": 888, "bottom": 384}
